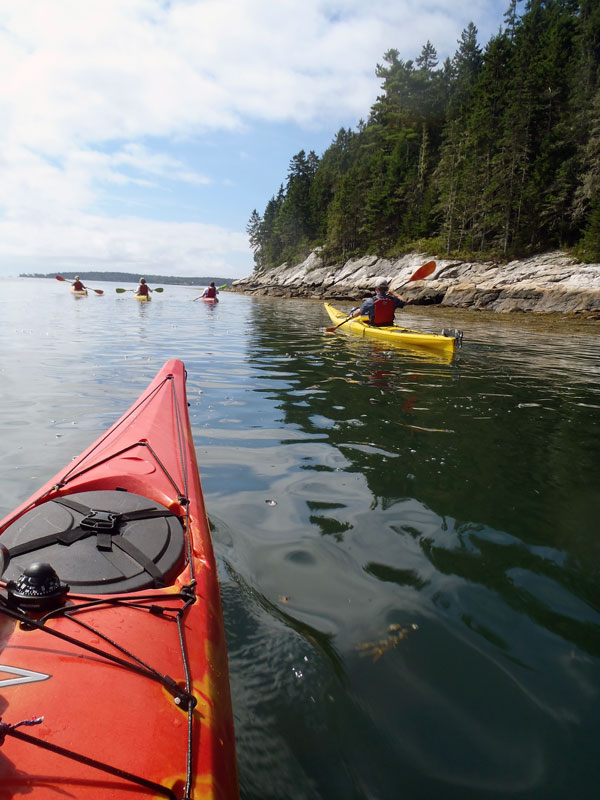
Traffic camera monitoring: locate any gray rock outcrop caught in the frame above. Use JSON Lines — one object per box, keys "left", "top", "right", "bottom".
{"left": 230, "top": 250, "right": 600, "bottom": 316}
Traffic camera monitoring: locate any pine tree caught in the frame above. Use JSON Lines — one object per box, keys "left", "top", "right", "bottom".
{"left": 570, "top": 0, "right": 600, "bottom": 236}
{"left": 246, "top": 209, "right": 263, "bottom": 267}
{"left": 326, "top": 163, "right": 369, "bottom": 259}
{"left": 578, "top": 191, "right": 600, "bottom": 260}
{"left": 504, "top": 0, "right": 521, "bottom": 40}
{"left": 449, "top": 23, "right": 483, "bottom": 117}
{"left": 261, "top": 188, "right": 285, "bottom": 267}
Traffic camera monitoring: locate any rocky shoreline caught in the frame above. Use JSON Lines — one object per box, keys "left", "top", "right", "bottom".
{"left": 229, "top": 251, "right": 600, "bottom": 317}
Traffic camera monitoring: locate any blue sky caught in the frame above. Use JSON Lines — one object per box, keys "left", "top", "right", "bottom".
{"left": 0, "top": 0, "right": 510, "bottom": 279}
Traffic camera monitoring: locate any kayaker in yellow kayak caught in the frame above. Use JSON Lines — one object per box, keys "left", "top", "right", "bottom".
{"left": 352, "top": 278, "right": 406, "bottom": 326}
{"left": 72, "top": 275, "right": 87, "bottom": 291}
{"left": 136, "top": 277, "right": 152, "bottom": 298}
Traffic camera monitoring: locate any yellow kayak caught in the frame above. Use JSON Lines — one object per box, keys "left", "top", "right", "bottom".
{"left": 135, "top": 293, "right": 151, "bottom": 301}
{"left": 324, "top": 303, "right": 462, "bottom": 355}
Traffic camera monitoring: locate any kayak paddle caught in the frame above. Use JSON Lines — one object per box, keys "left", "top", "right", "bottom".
{"left": 116, "top": 287, "right": 164, "bottom": 293}
{"left": 56, "top": 275, "right": 104, "bottom": 295}
{"left": 325, "top": 260, "right": 437, "bottom": 332}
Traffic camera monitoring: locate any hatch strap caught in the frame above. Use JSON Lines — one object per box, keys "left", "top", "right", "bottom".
{"left": 96, "top": 532, "right": 113, "bottom": 551}
{"left": 55, "top": 497, "right": 175, "bottom": 525}
{"left": 109, "top": 535, "right": 166, "bottom": 587}
{"left": 7, "top": 526, "right": 91, "bottom": 558}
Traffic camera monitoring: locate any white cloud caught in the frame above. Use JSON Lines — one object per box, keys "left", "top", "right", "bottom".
{"left": 0, "top": 213, "right": 251, "bottom": 277}
{"left": 0, "top": 0, "right": 506, "bottom": 277}
{"left": 107, "top": 144, "right": 212, "bottom": 185}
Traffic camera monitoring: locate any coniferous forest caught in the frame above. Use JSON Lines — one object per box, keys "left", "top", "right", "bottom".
{"left": 247, "top": 0, "right": 600, "bottom": 271}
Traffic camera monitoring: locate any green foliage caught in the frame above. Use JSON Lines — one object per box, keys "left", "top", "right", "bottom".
{"left": 576, "top": 192, "right": 600, "bottom": 261}
{"left": 249, "top": 1, "right": 600, "bottom": 270}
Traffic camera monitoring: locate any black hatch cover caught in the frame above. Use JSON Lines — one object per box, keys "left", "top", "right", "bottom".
{"left": 1, "top": 490, "right": 185, "bottom": 593}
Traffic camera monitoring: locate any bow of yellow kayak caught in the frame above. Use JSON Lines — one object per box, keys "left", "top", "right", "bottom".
{"left": 324, "top": 303, "right": 462, "bottom": 356}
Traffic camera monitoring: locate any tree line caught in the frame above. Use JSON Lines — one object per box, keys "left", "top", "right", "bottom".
{"left": 247, "top": 0, "right": 600, "bottom": 270}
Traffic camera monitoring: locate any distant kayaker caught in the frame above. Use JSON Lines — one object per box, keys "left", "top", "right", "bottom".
{"left": 202, "top": 282, "right": 218, "bottom": 299}
{"left": 72, "top": 275, "right": 86, "bottom": 291}
{"left": 137, "top": 278, "right": 152, "bottom": 297}
{"left": 352, "top": 278, "right": 406, "bottom": 326}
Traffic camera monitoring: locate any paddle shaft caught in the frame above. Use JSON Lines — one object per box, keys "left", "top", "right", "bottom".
{"left": 116, "top": 287, "right": 163, "bottom": 293}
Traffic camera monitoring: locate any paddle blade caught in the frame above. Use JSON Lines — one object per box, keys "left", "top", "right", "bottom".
{"left": 115, "top": 288, "right": 128, "bottom": 293}
{"left": 93, "top": 288, "right": 104, "bottom": 295}
{"left": 56, "top": 275, "right": 68, "bottom": 282}
{"left": 407, "top": 260, "right": 436, "bottom": 283}
{"left": 154, "top": 287, "right": 164, "bottom": 293}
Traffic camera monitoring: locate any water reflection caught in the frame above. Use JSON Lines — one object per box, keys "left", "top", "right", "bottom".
{"left": 217, "top": 296, "right": 600, "bottom": 797}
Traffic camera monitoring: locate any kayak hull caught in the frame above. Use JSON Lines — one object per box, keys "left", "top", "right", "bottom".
{"left": 324, "top": 302, "right": 458, "bottom": 354}
{"left": 135, "top": 293, "right": 151, "bottom": 301}
{"left": 0, "top": 360, "right": 238, "bottom": 799}
{"left": 71, "top": 287, "right": 87, "bottom": 296}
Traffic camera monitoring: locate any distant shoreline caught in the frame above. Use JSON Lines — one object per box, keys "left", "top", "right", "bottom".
{"left": 19, "top": 272, "right": 236, "bottom": 287}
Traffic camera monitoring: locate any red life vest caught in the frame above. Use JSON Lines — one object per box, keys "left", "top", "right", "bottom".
{"left": 204, "top": 286, "right": 217, "bottom": 298}
{"left": 137, "top": 284, "right": 149, "bottom": 296}
{"left": 372, "top": 297, "right": 396, "bottom": 326}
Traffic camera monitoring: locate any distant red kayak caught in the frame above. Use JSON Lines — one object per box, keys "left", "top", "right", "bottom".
{"left": 0, "top": 360, "right": 238, "bottom": 799}
{"left": 202, "top": 297, "right": 218, "bottom": 303}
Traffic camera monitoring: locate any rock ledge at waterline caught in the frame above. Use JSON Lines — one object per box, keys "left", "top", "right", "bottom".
{"left": 229, "top": 251, "right": 600, "bottom": 317}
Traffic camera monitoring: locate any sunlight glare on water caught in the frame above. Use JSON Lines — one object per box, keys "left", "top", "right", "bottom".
{"left": 1, "top": 277, "right": 600, "bottom": 799}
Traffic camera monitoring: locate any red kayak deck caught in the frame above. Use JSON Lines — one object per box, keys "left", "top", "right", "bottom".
{"left": 0, "top": 360, "right": 238, "bottom": 799}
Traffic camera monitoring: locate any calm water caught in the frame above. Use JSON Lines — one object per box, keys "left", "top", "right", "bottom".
{"left": 1, "top": 277, "right": 600, "bottom": 799}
